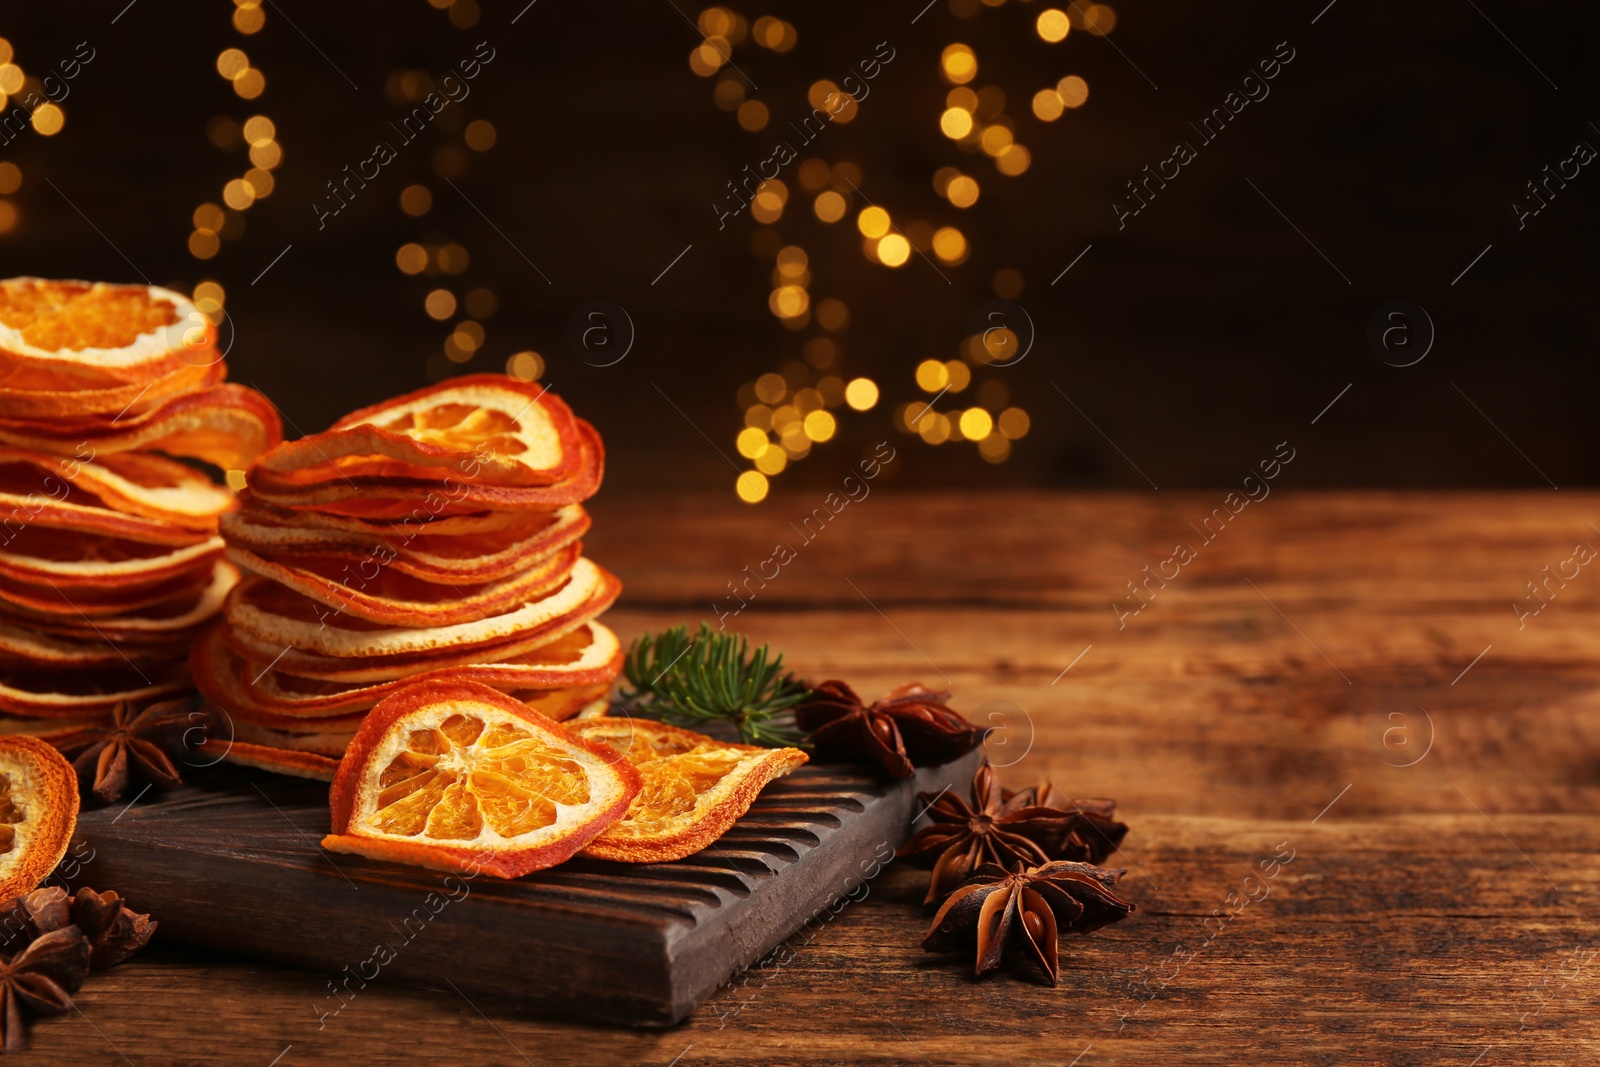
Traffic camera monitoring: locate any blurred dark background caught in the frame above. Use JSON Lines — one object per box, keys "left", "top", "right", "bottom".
{"left": 0, "top": 0, "right": 1594, "bottom": 496}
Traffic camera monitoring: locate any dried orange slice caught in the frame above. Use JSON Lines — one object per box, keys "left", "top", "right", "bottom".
{"left": 0, "top": 356, "right": 223, "bottom": 420}
{"left": 322, "top": 681, "right": 641, "bottom": 877}
{"left": 192, "top": 621, "right": 620, "bottom": 722}
{"left": 0, "top": 661, "right": 189, "bottom": 718}
{"left": 0, "top": 736, "right": 78, "bottom": 899}
{"left": 223, "top": 557, "right": 617, "bottom": 664}
{"left": 569, "top": 717, "right": 808, "bottom": 863}
{"left": 0, "top": 529, "right": 221, "bottom": 594}
{"left": 0, "top": 448, "right": 233, "bottom": 533}
{"left": 222, "top": 501, "right": 588, "bottom": 585}
{"left": 0, "top": 384, "right": 283, "bottom": 469}
{"left": 222, "top": 540, "right": 581, "bottom": 627}
{"left": 20, "top": 560, "right": 236, "bottom": 643}
{"left": 0, "top": 278, "right": 212, "bottom": 385}
{"left": 248, "top": 419, "right": 605, "bottom": 515}
{"left": 214, "top": 739, "right": 342, "bottom": 782}
{"left": 253, "top": 376, "right": 584, "bottom": 490}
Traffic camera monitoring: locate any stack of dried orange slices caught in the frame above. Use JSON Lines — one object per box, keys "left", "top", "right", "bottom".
{"left": 0, "top": 278, "right": 279, "bottom": 731}
{"left": 197, "top": 375, "right": 626, "bottom": 781}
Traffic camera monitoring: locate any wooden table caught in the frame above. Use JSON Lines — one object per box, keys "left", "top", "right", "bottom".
{"left": 26, "top": 493, "right": 1599, "bottom": 1065}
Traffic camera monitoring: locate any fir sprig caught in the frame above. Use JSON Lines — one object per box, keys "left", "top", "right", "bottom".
{"left": 620, "top": 623, "right": 811, "bottom": 747}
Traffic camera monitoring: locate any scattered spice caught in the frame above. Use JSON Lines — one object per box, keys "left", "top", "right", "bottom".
{"left": 921, "top": 861, "right": 1135, "bottom": 985}
{"left": 50, "top": 700, "right": 188, "bottom": 804}
{"left": 0, "top": 887, "right": 156, "bottom": 1052}
{"left": 795, "top": 680, "right": 987, "bottom": 779}
{"left": 899, "top": 760, "right": 1129, "bottom": 903}
{"left": 0, "top": 927, "right": 89, "bottom": 1052}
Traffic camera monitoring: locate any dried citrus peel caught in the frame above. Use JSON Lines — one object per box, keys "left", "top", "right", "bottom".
{"left": 571, "top": 717, "right": 808, "bottom": 863}
{"left": 322, "top": 681, "right": 640, "bottom": 877}
{"left": 0, "top": 736, "right": 79, "bottom": 900}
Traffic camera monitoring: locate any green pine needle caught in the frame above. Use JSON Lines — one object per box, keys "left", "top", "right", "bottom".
{"left": 619, "top": 623, "right": 811, "bottom": 747}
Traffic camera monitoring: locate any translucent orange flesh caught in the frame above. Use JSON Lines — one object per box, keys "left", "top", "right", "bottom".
{"left": 0, "top": 774, "right": 22, "bottom": 855}
{"left": 365, "top": 713, "right": 590, "bottom": 841}
{"left": 578, "top": 724, "right": 745, "bottom": 831}
{"left": 0, "top": 280, "right": 177, "bottom": 352}
{"left": 378, "top": 403, "right": 529, "bottom": 456}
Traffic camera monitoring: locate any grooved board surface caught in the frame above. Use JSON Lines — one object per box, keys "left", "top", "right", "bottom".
{"left": 71, "top": 753, "right": 983, "bottom": 1027}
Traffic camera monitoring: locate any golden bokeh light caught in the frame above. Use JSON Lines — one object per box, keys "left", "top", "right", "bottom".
{"left": 1058, "top": 75, "right": 1090, "bottom": 108}
{"left": 222, "top": 179, "right": 255, "bottom": 210}
{"left": 941, "top": 44, "right": 977, "bottom": 85}
{"left": 980, "top": 124, "right": 1013, "bottom": 156}
{"left": 1036, "top": 8, "right": 1071, "bottom": 42}
{"left": 940, "top": 107, "right": 974, "bottom": 140}
{"left": 737, "top": 427, "right": 769, "bottom": 459}
{"left": 768, "top": 284, "right": 809, "bottom": 318}
{"left": 424, "top": 289, "right": 457, "bottom": 320}
{"left": 193, "top": 203, "right": 225, "bottom": 233}
{"left": 979, "top": 433, "right": 1011, "bottom": 463}
{"left": 0, "top": 201, "right": 16, "bottom": 235}
{"left": 464, "top": 119, "right": 497, "bottom": 151}
{"left": 233, "top": 3, "right": 265, "bottom": 34}
{"left": 996, "top": 144, "right": 1032, "bottom": 176}
{"left": 217, "top": 49, "right": 250, "bottom": 79}
{"left": 736, "top": 470, "right": 769, "bottom": 503}
{"left": 396, "top": 243, "right": 428, "bottom": 274}
{"left": 814, "top": 190, "right": 847, "bottom": 222}
{"left": 946, "top": 174, "right": 980, "bottom": 208}
{"left": 400, "top": 184, "right": 433, "bottom": 216}
{"left": 188, "top": 230, "right": 221, "bottom": 259}
{"left": 959, "top": 407, "right": 994, "bottom": 440}
{"left": 1083, "top": 3, "right": 1118, "bottom": 35}
{"left": 916, "top": 359, "right": 949, "bottom": 392}
{"left": 857, "top": 206, "right": 891, "bottom": 238}
{"left": 0, "top": 163, "right": 18, "bottom": 196}
{"left": 944, "top": 360, "right": 972, "bottom": 392}
{"left": 30, "top": 104, "right": 63, "bottom": 136}
{"left": 506, "top": 351, "right": 544, "bottom": 381}
{"left": 932, "top": 226, "right": 968, "bottom": 264}
{"left": 713, "top": 77, "right": 745, "bottom": 110}
{"left": 1032, "top": 89, "right": 1065, "bottom": 121}
{"left": 755, "top": 444, "right": 787, "bottom": 475}
{"left": 998, "top": 407, "right": 1031, "bottom": 439}
{"left": 248, "top": 140, "right": 282, "bottom": 169}
{"left": 845, "top": 378, "right": 879, "bottom": 411}
{"left": 877, "top": 233, "right": 911, "bottom": 267}
{"left": 242, "top": 115, "right": 275, "bottom": 146}
{"left": 745, "top": 404, "right": 773, "bottom": 430}
{"left": 437, "top": 243, "right": 470, "bottom": 273}
{"left": 233, "top": 68, "right": 266, "bottom": 99}
{"left": 243, "top": 167, "right": 275, "bottom": 198}
{"left": 755, "top": 372, "right": 787, "bottom": 404}
{"left": 803, "top": 409, "right": 837, "bottom": 442}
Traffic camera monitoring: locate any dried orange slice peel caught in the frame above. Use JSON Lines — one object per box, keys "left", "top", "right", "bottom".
{"left": 570, "top": 717, "right": 808, "bottom": 863}
{"left": 322, "top": 681, "right": 640, "bottom": 877}
{"left": 0, "top": 735, "right": 79, "bottom": 900}
{"left": 0, "top": 384, "right": 283, "bottom": 471}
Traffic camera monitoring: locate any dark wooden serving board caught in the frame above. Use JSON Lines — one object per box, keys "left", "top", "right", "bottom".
{"left": 69, "top": 750, "right": 981, "bottom": 1026}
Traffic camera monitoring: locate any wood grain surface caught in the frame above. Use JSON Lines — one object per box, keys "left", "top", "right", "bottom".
{"left": 16, "top": 491, "right": 1599, "bottom": 1066}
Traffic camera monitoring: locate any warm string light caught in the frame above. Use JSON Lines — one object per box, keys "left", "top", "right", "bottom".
{"left": 0, "top": 35, "right": 73, "bottom": 237}
{"left": 189, "top": 1, "right": 282, "bottom": 289}
{"left": 394, "top": 1, "right": 497, "bottom": 384}
{"left": 699, "top": 0, "right": 1113, "bottom": 498}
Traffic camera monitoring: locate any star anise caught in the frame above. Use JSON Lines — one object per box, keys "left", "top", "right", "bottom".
{"left": 921, "top": 861, "right": 1135, "bottom": 985}
{"left": 50, "top": 699, "right": 189, "bottom": 803}
{"left": 795, "top": 680, "right": 988, "bottom": 779}
{"left": 900, "top": 761, "right": 1130, "bottom": 903}
{"left": 0, "top": 926, "right": 90, "bottom": 1051}
{"left": 0, "top": 888, "right": 156, "bottom": 971}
